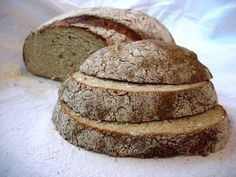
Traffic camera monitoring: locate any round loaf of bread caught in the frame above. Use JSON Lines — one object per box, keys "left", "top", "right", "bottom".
{"left": 59, "top": 72, "right": 217, "bottom": 123}
{"left": 23, "top": 8, "right": 174, "bottom": 81}
{"left": 52, "top": 101, "right": 230, "bottom": 158}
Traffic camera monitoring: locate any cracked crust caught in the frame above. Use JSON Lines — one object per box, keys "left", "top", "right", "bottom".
{"left": 52, "top": 15, "right": 142, "bottom": 42}
{"left": 52, "top": 101, "right": 230, "bottom": 158}
{"left": 42, "top": 7, "right": 175, "bottom": 43}
{"left": 80, "top": 40, "right": 212, "bottom": 84}
{"left": 59, "top": 72, "right": 218, "bottom": 123}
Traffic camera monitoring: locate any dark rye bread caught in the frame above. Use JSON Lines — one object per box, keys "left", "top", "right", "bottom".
{"left": 52, "top": 101, "right": 230, "bottom": 158}
{"left": 80, "top": 40, "right": 212, "bottom": 84}
{"left": 23, "top": 8, "right": 175, "bottom": 81}
{"left": 59, "top": 72, "right": 217, "bottom": 123}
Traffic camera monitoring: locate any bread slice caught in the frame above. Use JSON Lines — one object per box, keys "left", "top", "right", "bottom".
{"left": 52, "top": 101, "right": 230, "bottom": 158}
{"left": 23, "top": 8, "right": 175, "bottom": 81}
{"left": 59, "top": 72, "right": 217, "bottom": 123}
{"left": 80, "top": 40, "right": 212, "bottom": 84}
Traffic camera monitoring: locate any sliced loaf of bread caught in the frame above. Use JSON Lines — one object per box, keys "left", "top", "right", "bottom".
{"left": 23, "top": 8, "right": 174, "bottom": 81}
{"left": 52, "top": 101, "right": 230, "bottom": 158}
{"left": 59, "top": 72, "right": 217, "bottom": 123}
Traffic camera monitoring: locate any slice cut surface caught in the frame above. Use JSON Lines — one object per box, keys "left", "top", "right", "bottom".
{"left": 23, "top": 26, "right": 106, "bottom": 81}
{"left": 52, "top": 101, "right": 230, "bottom": 158}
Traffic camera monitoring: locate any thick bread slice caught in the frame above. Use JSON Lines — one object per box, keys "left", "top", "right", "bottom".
{"left": 42, "top": 7, "right": 175, "bottom": 43}
{"left": 80, "top": 40, "right": 212, "bottom": 84}
{"left": 59, "top": 72, "right": 217, "bottom": 123}
{"left": 23, "top": 8, "right": 174, "bottom": 81}
{"left": 52, "top": 101, "right": 230, "bottom": 158}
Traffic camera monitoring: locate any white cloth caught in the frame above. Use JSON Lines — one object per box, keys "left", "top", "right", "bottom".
{"left": 0, "top": 0, "right": 236, "bottom": 177}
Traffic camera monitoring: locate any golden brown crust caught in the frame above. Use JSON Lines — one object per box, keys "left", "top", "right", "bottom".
{"left": 52, "top": 101, "right": 230, "bottom": 158}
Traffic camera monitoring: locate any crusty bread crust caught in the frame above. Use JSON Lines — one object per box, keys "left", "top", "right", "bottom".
{"left": 52, "top": 101, "right": 230, "bottom": 158}
{"left": 41, "top": 7, "right": 175, "bottom": 43}
{"left": 80, "top": 40, "right": 212, "bottom": 84}
{"left": 52, "top": 15, "right": 142, "bottom": 41}
{"left": 59, "top": 72, "right": 217, "bottom": 123}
